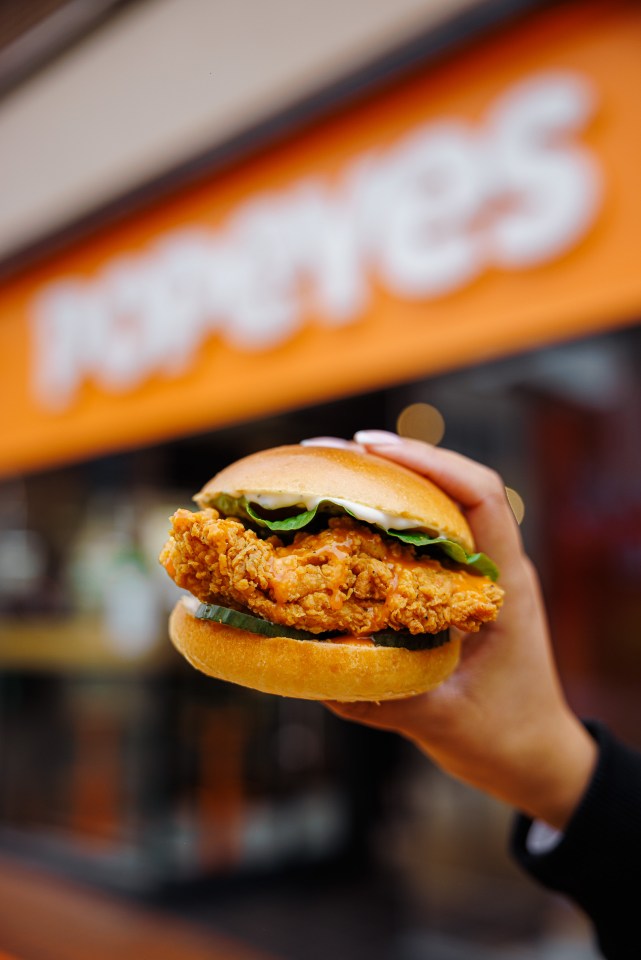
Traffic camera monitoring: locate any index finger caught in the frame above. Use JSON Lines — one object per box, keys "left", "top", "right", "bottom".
{"left": 352, "top": 431, "right": 524, "bottom": 575}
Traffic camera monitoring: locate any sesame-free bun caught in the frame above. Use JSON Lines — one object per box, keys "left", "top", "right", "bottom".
{"left": 169, "top": 598, "right": 461, "bottom": 702}
{"left": 195, "top": 444, "right": 474, "bottom": 553}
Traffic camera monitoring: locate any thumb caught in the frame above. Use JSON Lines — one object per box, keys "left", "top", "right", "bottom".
{"left": 324, "top": 696, "right": 429, "bottom": 735}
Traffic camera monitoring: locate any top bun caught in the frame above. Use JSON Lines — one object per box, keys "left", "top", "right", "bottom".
{"left": 195, "top": 444, "right": 474, "bottom": 553}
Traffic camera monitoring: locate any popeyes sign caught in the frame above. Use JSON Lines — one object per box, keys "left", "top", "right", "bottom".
{"left": 32, "top": 71, "right": 600, "bottom": 410}
{"left": 1, "top": 0, "right": 641, "bottom": 477}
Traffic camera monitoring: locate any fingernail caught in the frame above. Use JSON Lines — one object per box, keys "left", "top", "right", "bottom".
{"left": 300, "top": 437, "right": 354, "bottom": 449}
{"left": 353, "top": 430, "right": 403, "bottom": 445}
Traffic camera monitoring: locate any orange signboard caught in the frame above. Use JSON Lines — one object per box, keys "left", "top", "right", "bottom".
{"left": 1, "top": 0, "right": 641, "bottom": 477}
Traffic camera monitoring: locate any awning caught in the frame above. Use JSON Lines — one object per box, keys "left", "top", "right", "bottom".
{"left": 1, "top": 0, "right": 640, "bottom": 477}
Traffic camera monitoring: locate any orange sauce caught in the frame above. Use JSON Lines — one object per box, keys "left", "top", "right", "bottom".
{"left": 329, "top": 635, "right": 376, "bottom": 647}
{"left": 268, "top": 526, "right": 490, "bottom": 632}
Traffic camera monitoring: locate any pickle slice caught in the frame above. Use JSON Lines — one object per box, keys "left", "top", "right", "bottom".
{"left": 195, "top": 603, "right": 322, "bottom": 641}
{"left": 195, "top": 603, "right": 449, "bottom": 650}
{"left": 372, "top": 629, "right": 450, "bottom": 650}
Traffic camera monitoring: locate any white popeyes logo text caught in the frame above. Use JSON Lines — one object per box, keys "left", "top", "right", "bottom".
{"left": 31, "top": 71, "right": 601, "bottom": 411}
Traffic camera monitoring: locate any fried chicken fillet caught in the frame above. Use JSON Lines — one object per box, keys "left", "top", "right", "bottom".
{"left": 160, "top": 508, "right": 504, "bottom": 637}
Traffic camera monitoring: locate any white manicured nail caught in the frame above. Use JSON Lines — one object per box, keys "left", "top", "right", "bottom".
{"left": 353, "top": 430, "right": 403, "bottom": 445}
{"left": 300, "top": 437, "right": 355, "bottom": 449}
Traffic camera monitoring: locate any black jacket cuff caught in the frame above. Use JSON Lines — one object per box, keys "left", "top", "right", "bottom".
{"left": 510, "top": 721, "right": 641, "bottom": 958}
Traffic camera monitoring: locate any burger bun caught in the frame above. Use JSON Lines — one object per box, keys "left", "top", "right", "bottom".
{"left": 169, "top": 597, "right": 461, "bottom": 702}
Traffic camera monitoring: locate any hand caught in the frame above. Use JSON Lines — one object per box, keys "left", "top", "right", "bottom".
{"left": 302, "top": 431, "right": 596, "bottom": 829}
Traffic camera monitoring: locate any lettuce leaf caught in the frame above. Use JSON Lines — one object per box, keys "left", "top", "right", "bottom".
{"left": 211, "top": 495, "right": 499, "bottom": 581}
{"left": 386, "top": 530, "right": 499, "bottom": 581}
{"left": 245, "top": 502, "right": 317, "bottom": 531}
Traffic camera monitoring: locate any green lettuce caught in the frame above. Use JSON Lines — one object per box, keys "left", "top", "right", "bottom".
{"left": 211, "top": 495, "right": 499, "bottom": 581}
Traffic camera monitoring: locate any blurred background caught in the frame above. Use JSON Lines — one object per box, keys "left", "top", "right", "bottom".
{"left": 1, "top": 0, "right": 640, "bottom": 957}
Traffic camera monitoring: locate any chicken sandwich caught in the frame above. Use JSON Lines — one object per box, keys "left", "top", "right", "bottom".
{"left": 160, "top": 444, "right": 503, "bottom": 701}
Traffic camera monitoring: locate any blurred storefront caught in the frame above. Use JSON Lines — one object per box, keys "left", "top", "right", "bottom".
{"left": 1, "top": 1, "right": 640, "bottom": 957}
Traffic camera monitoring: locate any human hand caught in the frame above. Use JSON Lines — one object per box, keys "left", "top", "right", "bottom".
{"left": 302, "top": 431, "right": 596, "bottom": 829}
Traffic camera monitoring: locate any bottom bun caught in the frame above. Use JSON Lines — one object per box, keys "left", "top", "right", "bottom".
{"left": 169, "top": 598, "right": 461, "bottom": 701}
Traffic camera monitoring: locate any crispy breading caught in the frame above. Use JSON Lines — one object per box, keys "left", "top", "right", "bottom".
{"left": 160, "top": 508, "right": 503, "bottom": 636}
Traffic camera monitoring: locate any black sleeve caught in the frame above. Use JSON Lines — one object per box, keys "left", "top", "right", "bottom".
{"left": 510, "top": 722, "right": 641, "bottom": 960}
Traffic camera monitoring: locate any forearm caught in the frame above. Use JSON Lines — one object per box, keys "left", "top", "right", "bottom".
{"left": 405, "top": 703, "right": 597, "bottom": 831}
{"left": 466, "top": 711, "right": 596, "bottom": 829}
{"left": 505, "top": 711, "right": 598, "bottom": 829}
